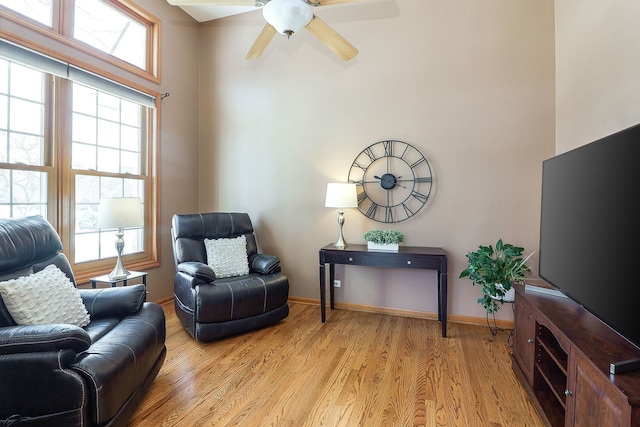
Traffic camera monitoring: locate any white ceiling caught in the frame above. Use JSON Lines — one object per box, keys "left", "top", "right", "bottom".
{"left": 175, "top": 5, "right": 259, "bottom": 22}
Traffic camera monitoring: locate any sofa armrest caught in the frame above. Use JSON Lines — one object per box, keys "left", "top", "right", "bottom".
{"left": 0, "top": 338, "right": 90, "bottom": 423}
{"left": 78, "top": 284, "right": 146, "bottom": 319}
{"left": 249, "top": 254, "right": 281, "bottom": 275}
{"left": 177, "top": 261, "right": 216, "bottom": 282}
{"left": 0, "top": 324, "right": 91, "bottom": 355}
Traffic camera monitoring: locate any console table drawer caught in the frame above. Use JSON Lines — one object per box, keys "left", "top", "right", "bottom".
{"left": 323, "top": 251, "right": 443, "bottom": 270}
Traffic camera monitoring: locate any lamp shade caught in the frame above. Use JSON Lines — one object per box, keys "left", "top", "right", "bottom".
{"left": 325, "top": 183, "right": 358, "bottom": 208}
{"left": 263, "top": 0, "right": 313, "bottom": 36}
{"left": 98, "top": 197, "right": 143, "bottom": 229}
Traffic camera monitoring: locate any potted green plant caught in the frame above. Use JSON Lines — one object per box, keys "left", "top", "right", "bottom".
{"left": 459, "top": 239, "right": 534, "bottom": 313}
{"left": 363, "top": 229, "right": 404, "bottom": 252}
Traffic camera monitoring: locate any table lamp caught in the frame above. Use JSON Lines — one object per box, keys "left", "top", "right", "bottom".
{"left": 98, "top": 197, "right": 143, "bottom": 280}
{"left": 325, "top": 183, "right": 358, "bottom": 248}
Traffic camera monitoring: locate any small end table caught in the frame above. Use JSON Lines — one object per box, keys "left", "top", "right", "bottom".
{"left": 90, "top": 271, "right": 147, "bottom": 289}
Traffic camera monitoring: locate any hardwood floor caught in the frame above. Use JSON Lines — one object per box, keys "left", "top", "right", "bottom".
{"left": 129, "top": 301, "right": 543, "bottom": 427}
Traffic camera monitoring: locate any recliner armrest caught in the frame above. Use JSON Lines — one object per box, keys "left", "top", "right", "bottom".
{"left": 177, "top": 261, "right": 216, "bottom": 282}
{"left": 79, "top": 284, "right": 146, "bottom": 319}
{"left": 249, "top": 254, "right": 281, "bottom": 275}
{"left": 0, "top": 324, "right": 91, "bottom": 355}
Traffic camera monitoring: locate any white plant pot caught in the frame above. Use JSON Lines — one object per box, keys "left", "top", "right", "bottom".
{"left": 367, "top": 242, "right": 399, "bottom": 252}
{"left": 490, "top": 283, "right": 515, "bottom": 302}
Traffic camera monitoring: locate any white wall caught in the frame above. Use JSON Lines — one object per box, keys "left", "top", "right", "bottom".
{"left": 196, "top": 0, "right": 556, "bottom": 323}
{"left": 125, "top": 0, "right": 202, "bottom": 302}
{"left": 555, "top": 1, "right": 640, "bottom": 153}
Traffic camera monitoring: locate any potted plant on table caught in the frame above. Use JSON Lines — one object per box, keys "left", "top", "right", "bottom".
{"left": 363, "top": 229, "right": 404, "bottom": 252}
{"left": 459, "top": 239, "right": 534, "bottom": 314}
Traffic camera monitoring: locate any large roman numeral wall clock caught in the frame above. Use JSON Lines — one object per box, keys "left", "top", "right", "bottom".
{"left": 347, "top": 140, "right": 433, "bottom": 223}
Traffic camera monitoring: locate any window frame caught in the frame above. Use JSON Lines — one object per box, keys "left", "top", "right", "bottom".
{"left": 0, "top": 2, "right": 160, "bottom": 284}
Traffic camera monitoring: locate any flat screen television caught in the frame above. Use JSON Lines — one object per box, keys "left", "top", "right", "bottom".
{"left": 539, "top": 122, "right": 640, "bottom": 350}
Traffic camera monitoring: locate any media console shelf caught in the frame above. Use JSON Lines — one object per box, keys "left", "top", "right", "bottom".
{"left": 512, "top": 284, "right": 640, "bottom": 426}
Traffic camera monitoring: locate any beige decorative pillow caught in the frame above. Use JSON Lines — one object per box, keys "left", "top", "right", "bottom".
{"left": 204, "top": 235, "right": 249, "bottom": 278}
{"left": 0, "top": 264, "right": 90, "bottom": 327}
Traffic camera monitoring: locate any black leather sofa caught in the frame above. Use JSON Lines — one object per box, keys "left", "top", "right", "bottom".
{"left": 171, "top": 212, "right": 289, "bottom": 341}
{"left": 0, "top": 216, "right": 166, "bottom": 426}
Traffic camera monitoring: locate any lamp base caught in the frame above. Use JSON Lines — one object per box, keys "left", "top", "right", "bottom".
{"left": 333, "top": 209, "right": 347, "bottom": 248}
{"left": 108, "top": 255, "right": 131, "bottom": 281}
{"left": 333, "top": 237, "right": 347, "bottom": 248}
{"left": 109, "top": 228, "right": 131, "bottom": 280}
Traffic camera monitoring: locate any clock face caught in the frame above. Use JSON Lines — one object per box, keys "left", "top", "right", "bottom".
{"left": 347, "top": 140, "right": 433, "bottom": 223}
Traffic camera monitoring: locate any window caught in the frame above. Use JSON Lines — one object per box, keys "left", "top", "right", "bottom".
{"left": 0, "top": 0, "right": 52, "bottom": 27}
{"left": 0, "top": 0, "right": 159, "bottom": 283}
{"left": 73, "top": 0, "right": 148, "bottom": 70}
{"left": 0, "top": 60, "right": 49, "bottom": 218}
{"left": 71, "top": 82, "right": 149, "bottom": 265}
{"left": 0, "top": 0, "right": 158, "bottom": 81}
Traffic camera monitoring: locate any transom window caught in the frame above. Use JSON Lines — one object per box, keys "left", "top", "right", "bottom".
{"left": 0, "top": 0, "right": 52, "bottom": 27}
{"left": 73, "top": 0, "right": 147, "bottom": 69}
{"left": 0, "top": 0, "right": 158, "bottom": 80}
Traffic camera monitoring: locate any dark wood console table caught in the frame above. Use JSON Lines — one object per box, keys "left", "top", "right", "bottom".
{"left": 318, "top": 244, "right": 448, "bottom": 337}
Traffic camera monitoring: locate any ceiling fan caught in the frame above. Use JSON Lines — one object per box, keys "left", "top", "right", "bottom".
{"left": 167, "top": 0, "right": 360, "bottom": 61}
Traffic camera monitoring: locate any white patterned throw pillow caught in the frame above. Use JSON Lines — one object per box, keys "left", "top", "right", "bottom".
{"left": 0, "top": 264, "right": 90, "bottom": 327}
{"left": 204, "top": 235, "right": 250, "bottom": 278}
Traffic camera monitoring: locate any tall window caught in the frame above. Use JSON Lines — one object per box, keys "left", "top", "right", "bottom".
{"left": 0, "top": 0, "right": 159, "bottom": 282}
{"left": 71, "top": 82, "right": 148, "bottom": 264}
{"left": 0, "top": 60, "right": 49, "bottom": 218}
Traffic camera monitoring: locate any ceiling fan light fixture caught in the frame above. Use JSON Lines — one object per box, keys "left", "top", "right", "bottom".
{"left": 263, "top": 0, "right": 313, "bottom": 37}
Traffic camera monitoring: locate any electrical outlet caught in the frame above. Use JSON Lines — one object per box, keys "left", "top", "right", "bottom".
{"left": 333, "top": 280, "right": 341, "bottom": 288}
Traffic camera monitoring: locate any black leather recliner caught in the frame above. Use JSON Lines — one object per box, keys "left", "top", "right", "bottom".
{"left": 0, "top": 216, "right": 166, "bottom": 427}
{"left": 171, "top": 212, "right": 289, "bottom": 342}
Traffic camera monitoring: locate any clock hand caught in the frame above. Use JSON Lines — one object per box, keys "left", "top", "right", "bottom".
{"left": 394, "top": 182, "right": 413, "bottom": 190}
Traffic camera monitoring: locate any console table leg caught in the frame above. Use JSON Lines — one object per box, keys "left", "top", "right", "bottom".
{"left": 329, "top": 264, "right": 335, "bottom": 310}
{"left": 319, "top": 263, "right": 326, "bottom": 323}
{"left": 437, "top": 272, "right": 442, "bottom": 322}
{"left": 441, "top": 272, "right": 448, "bottom": 337}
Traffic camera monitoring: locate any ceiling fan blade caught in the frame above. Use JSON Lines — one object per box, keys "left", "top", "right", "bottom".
{"left": 305, "top": 16, "right": 358, "bottom": 61}
{"left": 167, "top": 0, "right": 264, "bottom": 6}
{"left": 167, "top": 0, "right": 357, "bottom": 5}
{"left": 246, "top": 23, "right": 278, "bottom": 59}
{"left": 316, "top": 0, "right": 363, "bottom": 6}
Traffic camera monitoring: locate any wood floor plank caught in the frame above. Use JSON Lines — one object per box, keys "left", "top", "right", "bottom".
{"left": 128, "top": 302, "right": 544, "bottom": 427}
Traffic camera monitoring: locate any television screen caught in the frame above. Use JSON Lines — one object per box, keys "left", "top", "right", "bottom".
{"left": 539, "top": 123, "right": 640, "bottom": 347}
